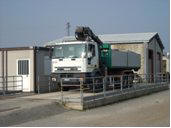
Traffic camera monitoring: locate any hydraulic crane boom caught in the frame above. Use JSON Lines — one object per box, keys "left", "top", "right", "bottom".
{"left": 75, "top": 26, "right": 103, "bottom": 45}
{"left": 75, "top": 26, "right": 104, "bottom": 70}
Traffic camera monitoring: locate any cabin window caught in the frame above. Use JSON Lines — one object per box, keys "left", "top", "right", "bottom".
{"left": 88, "top": 44, "right": 95, "bottom": 57}
{"left": 18, "top": 60, "right": 29, "bottom": 75}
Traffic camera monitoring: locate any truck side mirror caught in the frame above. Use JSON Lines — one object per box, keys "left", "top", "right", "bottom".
{"left": 81, "top": 52, "right": 86, "bottom": 58}
{"left": 87, "top": 52, "right": 92, "bottom": 58}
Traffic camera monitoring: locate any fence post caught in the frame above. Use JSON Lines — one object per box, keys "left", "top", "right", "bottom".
{"left": 80, "top": 78, "right": 84, "bottom": 106}
{"left": 48, "top": 76, "right": 51, "bottom": 93}
{"left": 13, "top": 76, "right": 14, "bottom": 91}
{"left": 92, "top": 77, "right": 96, "bottom": 108}
{"left": 165, "top": 73, "right": 168, "bottom": 83}
{"left": 93, "top": 78, "right": 95, "bottom": 96}
{"left": 128, "top": 75, "right": 130, "bottom": 89}
{"left": 146, "top": 74, "right": 148, "bottom": 86}
{"left": 167, "top": 73, "right": 169, "bottom": 83}
{"left": 113, "top": 76, "right": 115, "bottom": 93}
{"left": 2, "top": 76, "right": 5, "bottom": 96}
{"left": 60, "top": 79, "right": 63, "bottom": 104}
{"left": 121, "top": 75, "right": 123, "bottom": 92}
{"left": 103, "top": 77, "right": 106, "bottom": 98}
{"left": 160, "top": 74, "right": 162, "bottom": 84}
{"left": 21, "top": 76, "right": 23, "bottom": 92}
{"left": 37, "top": 76, "right": 40, "bottom": 94}
{"left": 154, "top": 74, "right": 156, "bottom": 84}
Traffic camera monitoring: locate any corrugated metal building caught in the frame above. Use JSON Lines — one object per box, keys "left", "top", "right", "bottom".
{"left": 0, "top": 47, "right": 51, "bottom": 93}
{"left": 46, "top": 32, "right": 164, "bottom": 75}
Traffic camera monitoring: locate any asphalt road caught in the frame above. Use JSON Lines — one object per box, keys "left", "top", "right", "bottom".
{"left": 10, "top": 90, "right": 170, "bottom": 127}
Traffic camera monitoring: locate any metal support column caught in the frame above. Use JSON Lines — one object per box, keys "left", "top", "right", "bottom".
{"left": 60, "top": 79, "right": 63, "bottom": 104}
{"left": 80, "top": 78, "right": 84, "bottom": 106}
{"left": 103, "top": 77, "right": 106, "bottom": 98}
{"left": 2, "top": 50, "right": 5, "bottom": 95}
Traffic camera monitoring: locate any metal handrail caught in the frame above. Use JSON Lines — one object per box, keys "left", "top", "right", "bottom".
{"left": 59, "top": 73, "right": 169, "bottom": 104}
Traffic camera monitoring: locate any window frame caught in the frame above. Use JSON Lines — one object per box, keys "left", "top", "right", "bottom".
{"left": 88, "top": 44, "right": 96, "bottom": 57}
{"left": 17, "top": 59, "right": 30, "bottom": 75}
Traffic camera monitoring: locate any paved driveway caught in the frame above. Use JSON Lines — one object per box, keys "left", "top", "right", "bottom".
{"left": 2, "top": 90, "right": 168, "bottom": 127}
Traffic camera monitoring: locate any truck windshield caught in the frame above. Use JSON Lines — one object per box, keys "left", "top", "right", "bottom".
{"left": 52, "top": 44, "right": 86, "bottom": 58}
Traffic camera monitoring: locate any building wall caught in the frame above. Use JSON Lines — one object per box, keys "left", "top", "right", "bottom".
{"left": 0, "top": 50, "right": 34, "bottom": 92}
{"left": 162, "top": 55, "right": 170, "bottom": 73}
{"left": 111, "top": 43, "right": 145, "bottom": 74}
{"left": 148, "top": 38, "right": 163, "bottom": 75}
{"left": 35, "top": 49, "right": 51, "bottom": 93}
{"left": 0, "top": 51, "right": 2, "bottom": 77}
{"left": 36, "top": 50, "right": 51, "bottom": 76}
{"left": 0, "top": 51, "right": 3, "bottom": 89}
{"left": 0, "top": 48, "right": 52, "bottom": 93}
{"left": 110, "top": 38, "right": 163, "bottom": 75}
{"left": 7, "top": 50, "right": 34, "bottom": 92}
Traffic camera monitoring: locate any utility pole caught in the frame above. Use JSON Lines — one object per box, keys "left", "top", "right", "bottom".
{"left": 66, "top": 22, "right": 70, "bottom": 36}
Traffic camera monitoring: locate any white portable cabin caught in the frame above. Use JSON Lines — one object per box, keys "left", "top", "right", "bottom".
{"left": 0, "top": 47, "right": 51, "bottom": 93}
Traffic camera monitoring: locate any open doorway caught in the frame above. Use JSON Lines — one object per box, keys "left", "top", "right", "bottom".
{"left": 148, "top": 49, "right": 154, "bottom": 82}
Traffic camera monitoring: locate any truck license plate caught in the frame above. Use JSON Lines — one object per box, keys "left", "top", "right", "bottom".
{"left": 64, "top": 68, "right": 70, "bottom": 71}
{"left": 64, "top": 78, "right": 70, "bottom": 81}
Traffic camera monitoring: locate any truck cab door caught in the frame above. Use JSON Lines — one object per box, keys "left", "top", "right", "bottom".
{"left": 88, "top": 44, "right": 99, "bottom": 69}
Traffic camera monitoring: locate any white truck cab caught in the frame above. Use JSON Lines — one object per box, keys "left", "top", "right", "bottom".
{"left": 51, "top": 41, "right": 99, "bottom": 77}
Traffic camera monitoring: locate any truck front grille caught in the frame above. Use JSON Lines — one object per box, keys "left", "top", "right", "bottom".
{"left": 57, "top": 67, "right": 80, "bottom": 71}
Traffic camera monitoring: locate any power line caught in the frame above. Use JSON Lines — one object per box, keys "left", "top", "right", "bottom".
{"left": 66, "top": 22, "right": 71, "bottom": 36}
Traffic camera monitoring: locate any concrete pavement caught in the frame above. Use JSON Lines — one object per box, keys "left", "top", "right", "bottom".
{"left": 0, "top": 90, "right": 169, "bottom": 126}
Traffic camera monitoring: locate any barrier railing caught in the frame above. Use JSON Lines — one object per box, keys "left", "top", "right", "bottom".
{"left": 37, "top": 75, "right": 60, "bottom": 93}
{"left": 0, "top": 76, "right": 23, "bottom": 95}
{"left": 60, "top": 73, "right": 170, "bottom": 105}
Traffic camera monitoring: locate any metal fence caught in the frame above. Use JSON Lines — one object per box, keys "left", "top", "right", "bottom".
{"left": 0, "top": 76, "right": 23, "bottom": 95}
{"left": 37, "top": 75, "right": 60, "bottom": 93}
{"left": 60, "top": 73, "right": 170, "bottom": 105}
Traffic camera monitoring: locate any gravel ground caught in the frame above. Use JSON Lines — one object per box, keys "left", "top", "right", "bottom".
{"left": 9, "top": 90, "right": 170, "bottom": 127}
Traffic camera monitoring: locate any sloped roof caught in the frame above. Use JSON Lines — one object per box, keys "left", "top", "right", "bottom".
{"left": 45, "top": 32, "right": 164, "bottom": 49}
{"left": 45, "top": 36, "right": 75, "bottom": 46}
{"left": 98, "top": 32, "right": 157, "bottom": 43}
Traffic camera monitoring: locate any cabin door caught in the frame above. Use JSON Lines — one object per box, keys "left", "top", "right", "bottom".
{"left": 17, "top": 59, "right": 30, "bottom": 92}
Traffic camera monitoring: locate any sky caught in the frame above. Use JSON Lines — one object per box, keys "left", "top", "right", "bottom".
{"left": 0, "top": 0, "right": 170, "bottom": 51}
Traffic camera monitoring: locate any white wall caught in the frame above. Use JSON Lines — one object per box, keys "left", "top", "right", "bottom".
{"left": 7, "top": 50, "right": 34, "bottom": 92}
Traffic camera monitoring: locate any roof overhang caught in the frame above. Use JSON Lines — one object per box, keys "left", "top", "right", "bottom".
{"left": 0, "top": 46, "right": 50, "bottom": 51}
{"left": 154, "top": 33, "right": 164, "bottom": 50}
